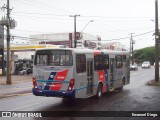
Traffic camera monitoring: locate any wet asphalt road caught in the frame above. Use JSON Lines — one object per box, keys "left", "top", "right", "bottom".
{"left": 0, "top": 67, "right": 160, "bottom": 120}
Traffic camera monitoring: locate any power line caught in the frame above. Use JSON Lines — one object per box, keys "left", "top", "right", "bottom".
{"left": 12, "top": 12, "right": 69, "bottom": 17}
{"left": 11, "top": 14, "right": 73, "bottom": 21}
{"left": 102, "top": 30, "right": 154, "bottom": 41}
{"left": 13, "top": 0, "right": 74, "bottom": 15}
{"left": 10, "top": 11, "right": 154, "bottom": 19}
{"left": 81, "top": 15, "right": 154, "bottom": 19}
{"left": 13, "top": 0, "right": 41, "bottom": 9}
{"left": 133, "top": 30, "right": 154, "bottom": 37}
{"left": 9, "top": 11, "right": 154, "bottom": 22}
{"left": 9, "top": 11, "right": 154, "bottom": 24}
{"left": 12, "top": 29, "right": 53, "bottom": 34}
{"left": 11, "top": 30, "right": 154, "bottom": 42}
{"left": 31, "top": 0, "right": 74, "bottom": 14}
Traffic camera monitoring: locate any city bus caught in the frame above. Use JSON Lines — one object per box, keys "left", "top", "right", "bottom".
{"left": 32, "top": 48, "right": 130, "bottom": 98}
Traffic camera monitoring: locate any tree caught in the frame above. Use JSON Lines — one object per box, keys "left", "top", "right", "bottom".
{"left": 134, "top": 46, "right": 155, "bottom": 65}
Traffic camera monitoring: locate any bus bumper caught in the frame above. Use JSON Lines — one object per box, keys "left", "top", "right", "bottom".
{"left": 32, "top": 88, "right": 75, "bottom": 98}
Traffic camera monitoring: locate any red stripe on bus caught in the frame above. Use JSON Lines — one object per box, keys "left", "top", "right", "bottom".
{"left": 98, "top": 70, "right": 107, "bottom": 92}
{"left": 50, "top": 69, "right": 68, "bottom": 91}
{"left": 98, "top": 70, "right": 105, "bottom": 82}
{"left": 55, "top": 69, "right": 68, "bottom": 80}
{"left": 50, "top": 83, "right": 62, "bottom": 91}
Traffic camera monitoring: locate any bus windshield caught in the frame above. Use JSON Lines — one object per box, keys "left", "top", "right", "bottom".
{"left": 34, "top": 50, "right": 73, "bottom": 66}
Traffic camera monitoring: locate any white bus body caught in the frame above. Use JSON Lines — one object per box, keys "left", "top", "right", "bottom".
{"left": 32, "top": 48, "right": 130, "bottom": 98}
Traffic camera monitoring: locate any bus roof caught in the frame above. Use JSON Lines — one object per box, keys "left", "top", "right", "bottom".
{"left": 35, "top": 48, "right": 129, "bottom": 55}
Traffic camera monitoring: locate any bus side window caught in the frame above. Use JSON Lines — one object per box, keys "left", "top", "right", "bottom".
{"left": 94, "top": 55, "right": 98, "bottom": 70}
{"left": 94, "top": 55, "right": 103, "bottom": 70}
{"left": 116, "top": 55, "right": 123, "bottom": 68}
{"left": 123, "top": 55, "right": 127, "bottom": 67}
{"left": 76, "top": 54, "right": 86, "bottom": 73}
{"left": 104, "top": 55, "right": 109, "bottom": 69}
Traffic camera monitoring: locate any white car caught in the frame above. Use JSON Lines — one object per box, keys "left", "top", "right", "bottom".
{"left": 141, "top": 61, "right": 151, "bottom": 69}
{"left": 130, "top": 64, "right": 138, "bottom": 71}
{"left": 18, "top": 67, "right": 27, "bottom": 75}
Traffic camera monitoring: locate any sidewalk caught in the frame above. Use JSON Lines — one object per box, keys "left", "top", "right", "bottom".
{"left": 0, "top": 75, "right": 32, "bottom": 85}
{"left": 147, "top": 79, "right": 160, "bottom": 86}
{"left": 0, "top": 75, "right": 33, "bottom": 99}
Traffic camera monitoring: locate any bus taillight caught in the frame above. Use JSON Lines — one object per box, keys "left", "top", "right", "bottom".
{"left": 32, "top": 77, "right": 38, "bottom": 91}
{"left": 67, "top": 79, "right": 75, "bottom": 91}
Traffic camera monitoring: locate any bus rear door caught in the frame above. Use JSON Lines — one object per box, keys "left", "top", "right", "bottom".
{"left": 87, "top": 58, "right": 93, "bottom": 95}
{"left": 109, "top": 58, "right": 115, "bottom": 90}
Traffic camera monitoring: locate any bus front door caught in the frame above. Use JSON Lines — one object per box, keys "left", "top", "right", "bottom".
{"left": 87, "top": 58, "right": 93, "bottom": 95}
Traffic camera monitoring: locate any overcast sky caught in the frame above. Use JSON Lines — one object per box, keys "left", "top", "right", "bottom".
{"left": 0, "top": 0, "right": 159, "bottom": 50}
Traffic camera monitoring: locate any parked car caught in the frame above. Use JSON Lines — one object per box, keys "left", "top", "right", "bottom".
{"left": 130, "top": 64, "right": 138, "bottom": 71}
{"left": 26, "top": 68, "right": 33, "bottom": 75}
{"left": 141, "top": 61, "right": 151, "bottom": 69}
{"left": 18, "top": 67, "right": 27, "bottom": 75}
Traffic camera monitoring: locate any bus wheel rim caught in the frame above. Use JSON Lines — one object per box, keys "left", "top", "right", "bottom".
{"left": 98, "top": 87, "right": 102, "bottom": 97}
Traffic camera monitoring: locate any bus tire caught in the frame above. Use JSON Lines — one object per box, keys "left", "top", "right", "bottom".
{"left": 122, "top": 77, "right": 125, "bottom": 85}
{"left": 96, "top": 84, "right": 102, "bottom": 98}
{"left": 118, "top": 85, "right": 123, "bottom": 91}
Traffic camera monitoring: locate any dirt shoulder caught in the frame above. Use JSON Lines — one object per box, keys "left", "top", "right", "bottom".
{"left": 0, "top": 75, "right": 32, "bottom": 85}
{"left": 147, "top": 78, "right": 160, "bottom": 86}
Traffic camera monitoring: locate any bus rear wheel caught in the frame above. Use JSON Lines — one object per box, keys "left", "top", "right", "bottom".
{"left": 117, "top": 85, "right": 123, "bottom": 91}
{"left": 96, "top": 84, "right": 102, "bottom": 98}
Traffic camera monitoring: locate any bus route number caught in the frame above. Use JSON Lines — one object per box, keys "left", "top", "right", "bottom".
{"left": 35, "top": 76, "right": 44, "bottom": 80}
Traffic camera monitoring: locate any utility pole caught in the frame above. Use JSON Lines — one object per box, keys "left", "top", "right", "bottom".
{"left": 155, "top": 0, "right": 159, "bottom": 82}
{"left": 0, "top": 0, "right": 16, "bottom": 84}
{"left": 130, "top": 33, "right": 135, "bottom": 65}
{"left": 6, "top": 0, "right": 11, "bottom": 84}
{"left": 69, "top": 15, "right": 80, "bottom": 48}
{"left": 0, "top": 25, "right": 4, "bottom": 76}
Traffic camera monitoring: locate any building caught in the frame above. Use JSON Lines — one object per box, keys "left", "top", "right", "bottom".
{"left": 101, "top": 42, "right": 127, "bottom": 51}
{"left": 29, "top": 32, "right": 101, "bottom": 49}
{"left": 29, "top": 32, "right": 127, "bottom": 51}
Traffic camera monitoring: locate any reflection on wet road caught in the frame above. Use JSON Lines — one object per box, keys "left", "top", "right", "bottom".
{"left": 0, "top": 67, "right": 160, "bottom": 120}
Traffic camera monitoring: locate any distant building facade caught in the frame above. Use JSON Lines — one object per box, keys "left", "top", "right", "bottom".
{"left": 30, "top": 32, "right": 101, "bottom": 49}
{"left": 101, "top": 42, "right": 126, "bottom": 51}
{"left": 29, "top": 32, "right": 127, "bottom": 51}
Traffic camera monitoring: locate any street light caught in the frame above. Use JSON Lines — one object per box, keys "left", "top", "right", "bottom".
{"left": 80, "top": 20, "right": 94, "bottom": 33}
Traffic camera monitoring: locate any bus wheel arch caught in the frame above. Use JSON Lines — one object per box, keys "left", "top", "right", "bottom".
{"left": 117, "top": 77, "right": 125, "bottom": 91}
{"left": 96, "top": 82, "right": 103, "bottom": 98}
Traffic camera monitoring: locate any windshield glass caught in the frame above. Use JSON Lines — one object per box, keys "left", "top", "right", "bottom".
{"left": 34, "top": 50, "right": 73, "bottom": 66}
{"left": 142, "top": 62, "right": 149, "bottom": 64}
